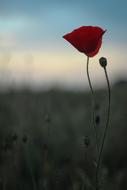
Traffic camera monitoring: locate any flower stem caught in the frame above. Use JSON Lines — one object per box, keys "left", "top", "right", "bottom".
{"left": 86, "top": 56, "right": 99, "bottom": 156}
{"left": 96, "top": 66, "right": 111, "bottom": 190}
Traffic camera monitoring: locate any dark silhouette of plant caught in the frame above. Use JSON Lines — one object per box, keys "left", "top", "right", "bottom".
{"left": 96, "top": 57, "right": 111, "bottom": 190}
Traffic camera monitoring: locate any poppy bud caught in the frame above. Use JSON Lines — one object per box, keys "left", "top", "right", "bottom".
{"left": 12, "top": 133, "right": 18, "bottom": 142}
{"left": 84, "top": 136, "right": 90, "bottom": 147}
{"left": 95, "top": 115, "right": 100, "bottom": 125}
{"left": 22, "top": 135, "right": 28, "bottom": 144}
{"left": 99, "top": 57, "right": 107, "bottom": 68}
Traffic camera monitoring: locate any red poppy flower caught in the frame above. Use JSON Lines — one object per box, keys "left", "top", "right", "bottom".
{"left": 63, "top": 26, "right": 106, "bottom": 57}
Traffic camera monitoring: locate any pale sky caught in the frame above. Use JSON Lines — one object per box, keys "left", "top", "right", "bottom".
{"left": 0, "top": 0, "right": 127, "bottom": 90}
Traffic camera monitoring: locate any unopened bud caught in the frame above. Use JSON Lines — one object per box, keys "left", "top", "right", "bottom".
{"left": 22, "top": 135, "right": 28, "bottom": 144}
{"left": 99, "top": 57, "right": 107, "bottom": 68}
{"left": 95, "top": 115, "right": 100, "bottom": 125}
{"left": 12, "top": 133, "right": 18, "bottom": 142}
{"left": 84, "top": 136, "right": 90, "bottom": 147}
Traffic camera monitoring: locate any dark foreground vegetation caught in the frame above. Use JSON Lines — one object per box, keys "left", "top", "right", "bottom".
{"left": 0, "top": 81, "right": 127, "bottom": 190}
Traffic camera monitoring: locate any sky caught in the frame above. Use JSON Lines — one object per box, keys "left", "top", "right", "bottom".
{"left": 0, "top": 0, "right": 127, "bottom": 90}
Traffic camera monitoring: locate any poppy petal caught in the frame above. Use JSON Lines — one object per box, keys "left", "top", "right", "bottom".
{"left": 63, "top": 26, "right": 106, "bottom": 57}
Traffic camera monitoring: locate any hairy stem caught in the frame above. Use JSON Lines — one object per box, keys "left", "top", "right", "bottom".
{"left": 96, "top": 67, "right": 111, "bottom": 190}
{"left": 86, "top": 56, "right": 99, "bottom": 156}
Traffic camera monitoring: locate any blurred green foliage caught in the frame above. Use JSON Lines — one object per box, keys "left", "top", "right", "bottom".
{"left": 0, "top": 81, "right": 127, "bottom": 189}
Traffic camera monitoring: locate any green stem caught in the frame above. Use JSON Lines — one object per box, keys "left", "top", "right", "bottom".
{"left": 96, "top": 67, "right": 111, "bottom": 190}
{"left": 86, "top": 56, "right": 99, "bottom": 156}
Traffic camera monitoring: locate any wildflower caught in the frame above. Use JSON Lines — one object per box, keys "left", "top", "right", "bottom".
{"left": 63, "top": 26, "right": 106, "bottom": 57}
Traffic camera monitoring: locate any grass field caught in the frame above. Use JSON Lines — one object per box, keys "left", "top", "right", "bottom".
{"left": 0, "top": 81, "right": 127, "bottom": 190}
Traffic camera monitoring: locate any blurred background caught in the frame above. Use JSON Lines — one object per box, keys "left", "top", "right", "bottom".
{"left": 0, "top": 0, "right": 127, "bottom": 190}
{"left": 0, "top": 0, "right": 127, "bottom": 90}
